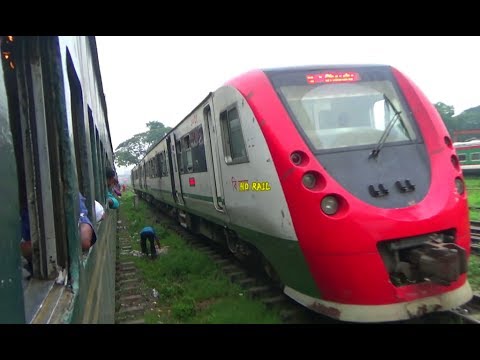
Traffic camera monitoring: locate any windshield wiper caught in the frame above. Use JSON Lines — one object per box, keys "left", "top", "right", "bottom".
{"left": 369, "top": 95, "right": 402, "bottom": 159}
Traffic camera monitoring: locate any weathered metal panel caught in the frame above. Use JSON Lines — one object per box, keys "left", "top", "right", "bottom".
{"left": 0, "top": 56, "right": 25, "bottom": 324}
{"left": 69, "top": 209, "right": 117, "bottom": 323}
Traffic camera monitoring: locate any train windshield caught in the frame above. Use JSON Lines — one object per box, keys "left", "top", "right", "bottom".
{"left": 272, "top": 69, "right": 417, "bottom": 151}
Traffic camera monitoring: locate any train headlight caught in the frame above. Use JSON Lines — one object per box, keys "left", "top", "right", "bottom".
{"left": 321, "top": 195, "right": 338, "bottom": 215}
{"left": 451, "top": 155, "right": 460, "bottom": 171}
{"left": 302, "top": 173, "right": 316, "bottom": 189}
{"left": 455, "top": 177, "right": 465, "bottom": 195}
{"left": 291, "top": 152, "right": 302, "bottom": 165}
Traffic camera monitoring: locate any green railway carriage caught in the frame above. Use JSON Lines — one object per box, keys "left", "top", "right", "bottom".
{"left": 0, "top": 36, "right": 117, "bottom": 323}
{"left": 454, "top": 139, "right": 480, "bottom": 175}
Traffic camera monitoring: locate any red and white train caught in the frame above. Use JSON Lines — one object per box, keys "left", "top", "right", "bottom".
{"left": 132, "top": 65, "right": 472, "bottom": 322}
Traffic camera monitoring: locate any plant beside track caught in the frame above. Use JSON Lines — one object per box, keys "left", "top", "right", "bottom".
{"left": 117, "top": 190, "right": 283, "bottom": 324}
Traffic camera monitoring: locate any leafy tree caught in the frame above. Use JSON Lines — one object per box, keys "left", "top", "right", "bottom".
{"left": 456, "top": 106, "right": 480, "bottom": 130}
{"left": 452, "top": 106, "right": 480, "bottom": 141}
{"left": 434, "top": 102, "right": 455, "bottom": 135}
{"left": 114, "top": 121, "right": 171, "bottom": 167}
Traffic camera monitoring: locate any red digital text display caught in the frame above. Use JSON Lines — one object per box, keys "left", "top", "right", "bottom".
{"left": 306, "top": 71, "right": 361, "bottom": 84}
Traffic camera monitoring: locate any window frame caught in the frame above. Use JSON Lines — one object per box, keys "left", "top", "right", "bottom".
{"left": 219, "top": 104, "right": 249, "bottom": 165}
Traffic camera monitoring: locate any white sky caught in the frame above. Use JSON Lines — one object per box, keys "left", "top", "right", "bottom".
{"left": 96, "top": 36, "right": 480, "bottom": 150}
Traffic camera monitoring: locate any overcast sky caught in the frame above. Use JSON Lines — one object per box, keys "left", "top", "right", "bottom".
{"left": 96, "top": 36, "right": 480, "bottom": 150}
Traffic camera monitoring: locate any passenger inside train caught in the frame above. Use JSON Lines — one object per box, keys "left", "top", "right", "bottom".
{"left": 79, "top": 192, "right": 97, "bottom": 251}
{"left": 106, "top": 167, "right": 120, "bottom": 209}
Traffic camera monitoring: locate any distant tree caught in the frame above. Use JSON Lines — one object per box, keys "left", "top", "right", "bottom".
{"left": 434, "top": 102, "right": 456, "bottom": 135}
{"left": 456, "top": 106, "right": 480, "bottom": 130}
{"left": 114, "top": 121, "right": 171, "bottom": 167}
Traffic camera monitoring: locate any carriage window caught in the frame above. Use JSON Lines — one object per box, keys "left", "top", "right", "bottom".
{"left": 88, "top": 110, "right": 102, "bottom": 204}
{"left": 176, "top": 140, "right": 184, "bottom": 174}
{"left": 162, "top": 150, "right": 169, "bottom": 176}
{"left": 220, "top": 106, "right": 248, "bottom": 164}
{"left": 458, "top": 154, "right": 467, "bottom": 162}
{"left": 471, "top": 153, "right": 480, "bottom": 161}
{"left": 156, "top": 152, "right": 165, "bottom": 177}
{"left": 68, "top": 55, "right": 93, "bottom": 214}
{"left": 183, "top": 135, "right": 193, "bottom": 173}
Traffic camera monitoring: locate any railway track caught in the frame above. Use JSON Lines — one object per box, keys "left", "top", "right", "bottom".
{"left": 157, "top": 212, "right": 336, "bottom": 324}
{"left": 126, "top": 198, "right": 480, "bottom": 324}
{"left": 448, "top": 293, "right": 480, "bottom": 324}
{"left": 171, "top": 220, "right": 480, "bottom": 324}
{"left": 471, "top": 220, "right": 480, "bottom": 254}
{"left": 114, "top": 220, "right": 146, "bottom": 324}
{"left": 434, "top": 220, "right": 480, "bottom": 323}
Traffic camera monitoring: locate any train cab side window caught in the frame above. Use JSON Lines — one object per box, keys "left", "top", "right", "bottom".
{"left": 220, "top": 107, "right": 248, "bottom": 164}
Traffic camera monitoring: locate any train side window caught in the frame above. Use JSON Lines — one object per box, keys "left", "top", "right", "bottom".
{"left": 184, "top": 135, "right": 193, "bottom": 173}
{"left": 471, "top": 153, "right": 480, "bottom": 161}
{"left": 176, "top": 140, "right": 184, "bottom": 174}
{"left": 458, "top": 154, "right": 467, "bottom": 162}
{"left": 68, "top": 54, "right": 92, "bottom": 208}
{"left": 96, "top": 130, "right": 106, "bottom": 201}
{"left": 156, "top": 153, "right": 162, "bottom": 178}
{"left": 88, "top": 110, "right": 102, "bottom": 203}
{"left": 220, "top": 107, "right": 248, "bottom": 165}
{"left": 191, "top": 125, "right": 207, "bottom": 173}
{"left": 162, "top": 150, "right": 169, "bottom": 176}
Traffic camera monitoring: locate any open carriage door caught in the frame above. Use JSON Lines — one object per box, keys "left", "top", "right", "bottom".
{"left": 170, "top": 133, "right": 185, "bottom": 206}
{"left": 203, "top": 103, "right": 225, "bottom": 213}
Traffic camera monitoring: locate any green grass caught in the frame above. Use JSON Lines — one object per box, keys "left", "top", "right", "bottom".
{"left": 465, "top": 175, "right": 480, "bottom": 220}
{"left": 468, "top": 255, "right": 480, "bottom": 292}
{"left": 464, "top": 176, "right": 480, "bottom": 292}
{"left": 190, "top": 297, "right": 281, "bottom": 324}
{"left": 120, "top": 183, "right": 480, "bottom": 323}
{"left": 118, "top": 190, "right": 283, "bottom": 324}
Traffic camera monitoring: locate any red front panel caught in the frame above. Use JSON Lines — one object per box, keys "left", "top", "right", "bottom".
{"left": 227, "top": 67, "right": 469, "bottom": 305}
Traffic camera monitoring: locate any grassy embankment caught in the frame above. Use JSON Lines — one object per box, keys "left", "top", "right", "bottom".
{"left": 118, "top": 190, "right": 282, "bottom": 324}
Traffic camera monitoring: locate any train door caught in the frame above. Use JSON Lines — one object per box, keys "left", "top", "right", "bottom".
{"left": 170, "top": 133, "right": 185, "bottom": 206}
{"left": 143, "top": 164, "right": 146, "bottom": 189}
{"left": 166, "top": 136, "right": 177, "bottom": 201}
{"left": 203, "top": 104, "right": 225, "bottom": 212}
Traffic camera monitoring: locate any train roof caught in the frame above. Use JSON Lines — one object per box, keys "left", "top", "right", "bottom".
{"left": 261, "top": 64, "right": 390, "bottom": 74}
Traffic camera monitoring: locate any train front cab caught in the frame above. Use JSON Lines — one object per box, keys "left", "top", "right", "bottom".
{"left": 230, "top": 65, "right": 472, "bottom": 322}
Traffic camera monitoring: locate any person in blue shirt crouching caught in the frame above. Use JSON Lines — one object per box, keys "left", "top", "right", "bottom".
{"left": 140, "top": 226, "right": 160, "bottom": 259}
